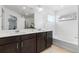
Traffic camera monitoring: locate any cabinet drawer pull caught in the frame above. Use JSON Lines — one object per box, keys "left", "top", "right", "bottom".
{"left": 17, "top": 43, "right": 18, "bottom": 48}
{"left": 21, "top": 42, "right": 23, "bottom": 47}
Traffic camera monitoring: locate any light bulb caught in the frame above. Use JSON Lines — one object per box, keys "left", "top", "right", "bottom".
{"left": 23, "top": 6, "right": 26, "bottom": 9}
{"left": 38, "top": 7, "right": 43, "bottom": 12}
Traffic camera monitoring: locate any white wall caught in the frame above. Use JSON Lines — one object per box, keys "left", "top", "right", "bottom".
{"left": 34, "top": 10, "right": 46, "bottom": 29}
{"left": 34, "top": 9, "right": 55, "bottom": 30}
{"left": 54, "top": 6, "right": 78, "bottom": 45}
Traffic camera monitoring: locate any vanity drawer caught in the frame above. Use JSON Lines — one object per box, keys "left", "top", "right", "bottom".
{"left": 36, "top": 32, "right": 46, "bottom": 38}
{"left": 0, "top": 36, "right": 20, "bottom": 45}
{"left": 21, "top": 33, "right": 36, "bottom": 40}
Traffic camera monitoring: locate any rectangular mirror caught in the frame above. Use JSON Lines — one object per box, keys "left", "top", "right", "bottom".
{"left": 8, "top": 15, "right": 17, "bottom": 30}
{"left": 0, "top": 5, "right": 35, "bottom": 30}
{"left": 25, "top": 14, "right": 34, "bottom": 29}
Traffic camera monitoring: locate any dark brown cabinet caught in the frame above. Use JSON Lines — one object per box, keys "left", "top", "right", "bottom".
{"left": 0, "top": 31, "right": 52, "bottom": 53}
{"left": 21, "top": 34, "right": 36, "bottom": 53}
{"left": 46, "top": 31, "right": 52, "bottom": 48}
{"left": 36, "top": 32, "right": 46, "bottom": 52}
{"left": 21, "top": 39, "right": 36, "bottom": 53}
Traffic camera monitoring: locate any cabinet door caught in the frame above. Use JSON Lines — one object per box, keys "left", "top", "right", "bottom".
{"left": 46, "top": 31, "right": 52, "bottom": 48}
{"left": 37, "top": 33, "right": 46, "bottom": 53}
{"left": 21, "top": 38, "right": 36, "bottom": 53}
{"left": 0, "top": 42, "right": 20, "bottom": 53}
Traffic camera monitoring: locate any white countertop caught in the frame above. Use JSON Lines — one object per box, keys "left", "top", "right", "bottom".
{"left": 0, "top": 29, "right": 52, "bottom": 38}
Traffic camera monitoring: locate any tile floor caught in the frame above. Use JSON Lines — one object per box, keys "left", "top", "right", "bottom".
{"left": 42, "top": 45, "right": 70, "bottom": 53}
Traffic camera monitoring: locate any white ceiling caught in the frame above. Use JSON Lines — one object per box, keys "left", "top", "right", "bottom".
{"left": 4, "top": 5, "right": 34, "bottom": 16}
{"left": 3, "top": 5, "right": 77, "bottom": 16}
{"left": 26, "top": 5, "right": 77, "bottom": 11}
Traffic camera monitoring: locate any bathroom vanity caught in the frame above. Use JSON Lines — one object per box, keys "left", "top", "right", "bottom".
{"left": 0, "top": 6, "right": 53, "bottom": 53}
{"left": 0, "top": 31, "right": 52, "bottom": 53}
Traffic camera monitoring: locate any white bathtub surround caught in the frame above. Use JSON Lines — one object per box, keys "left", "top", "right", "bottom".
{"left": 54, "top": 6, "right": 78, "bottom": 45}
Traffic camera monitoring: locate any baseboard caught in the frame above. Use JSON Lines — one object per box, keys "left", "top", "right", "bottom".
{"left": 53, "top": 39, "right": 79, "bottom": 53}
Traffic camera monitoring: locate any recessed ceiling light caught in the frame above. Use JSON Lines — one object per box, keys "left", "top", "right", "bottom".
{"left": 36, "top": 5, "right": 43, "bottom": 12}
{"left": 38, "top": 7, "right": 43, "bottom": 12}
{"left": 36, "top": 7, "right": 43, "bottom": 12}
{"left": 23, "top": 6, "right": 26, "bottom": 9}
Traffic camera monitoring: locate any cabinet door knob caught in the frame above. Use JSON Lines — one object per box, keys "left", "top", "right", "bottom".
{"left": 17, "top": 43, "right": 18, "bottom": 49}
{"left": 21, "top": 42, "right": 23, "bottom": 47}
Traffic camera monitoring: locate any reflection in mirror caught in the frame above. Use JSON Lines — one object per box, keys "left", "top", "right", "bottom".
{"left": 8, "top": 15, "right": 17, "bottom": 30}
{"left": 25, "top": 14, "right": 35, "bottom": 29}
